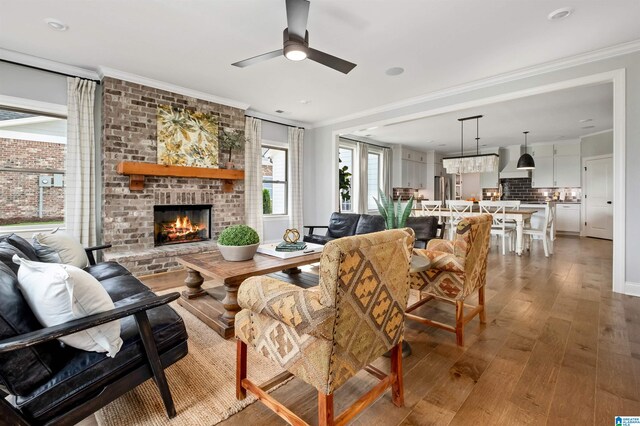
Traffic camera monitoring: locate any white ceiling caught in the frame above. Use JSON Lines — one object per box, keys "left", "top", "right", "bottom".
{"left": 0, "top": 1, "right": 639, "bottom": 124}
{"left": 351, "top": 82, "right": 613, "bottom": 152}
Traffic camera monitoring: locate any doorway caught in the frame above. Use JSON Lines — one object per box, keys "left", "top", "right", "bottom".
{"left": 583, "top": 155, "right": 613, "bottom": 240}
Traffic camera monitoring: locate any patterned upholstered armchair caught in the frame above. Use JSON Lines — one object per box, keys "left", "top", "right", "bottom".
{"left": 408, "top": 214, "right": 492, "bottom": 346}
{"left": 235, "top": 229, "right": 415, "bottom": 426}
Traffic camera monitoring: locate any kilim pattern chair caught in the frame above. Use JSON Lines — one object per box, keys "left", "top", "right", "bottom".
{"left": 407, "top": 214, "right": 492, "bottom": 346}
{"left": 235, "top": 228, "right": 415, "bottom": 426}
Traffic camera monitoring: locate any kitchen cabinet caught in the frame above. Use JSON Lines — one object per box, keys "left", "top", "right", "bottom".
{"left": 401, "top": 159, "right": 426, "bottom": 189}
{"left": 555, "top": 203, "right": 581, "bottom": 233}
{"left": 480, "top": 171, "right": 499, "bottom": 188}
{"left": 392, "top": 145, "right": 428, "bottom": 189}
{"left": 531, "top": 143, "right": 581, "bottom": 188}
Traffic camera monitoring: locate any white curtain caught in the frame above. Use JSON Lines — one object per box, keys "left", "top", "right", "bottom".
{"left": 288, "top": 127, "right": 304, "bottom": 231}
{"left": 382, "top": 148, "right": 392, "bottom": 198}
{"left": 357, "top": 142, "right": 369, "bottom": 213}
{"left": 244, "top": 117, "right": 263, "bottom": 240}
{"left": 65, "top": 77, "right": 97, "bottom": 246}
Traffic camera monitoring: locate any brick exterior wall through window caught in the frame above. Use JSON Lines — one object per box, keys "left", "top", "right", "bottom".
{"left": 0, "top": 138, "right": 65, "bottom": 225}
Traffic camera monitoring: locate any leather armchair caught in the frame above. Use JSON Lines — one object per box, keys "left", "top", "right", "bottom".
{"left": 0, "top": 233, "right": 188, "bottom": 425}
{"left": 407, "top": 214, "right": 492, "bottom": 346}
{"left": 235, "top": 229, "right": 415, "bottom": 426}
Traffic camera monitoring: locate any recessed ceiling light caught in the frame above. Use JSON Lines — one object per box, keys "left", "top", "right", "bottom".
{"left": 364, "top": 134, "right": 372, "bottom": 137}
{"left": 275, "top": 109, "right": 286, "bottom": 114}
{"left": 481, "top": 144, "right": 487, "bottom": 147}
{"left": 438, "top": 143, "right": 446, "bottom": 147}
{"left": 579, "top": 118, "right": 593, "bottom": 123}
{"left": 385, "top": 67, "right": 404, "bottom": 76}
{"left": 548, "top": 7, "right": 573, "bottom": 21}
{"left": 299, "top": 99, "right": 311, "bottom": 105}
{"left": 581, "top": 125, "right": 595, "bottom": 129}
{"left": 44, "top": 18, "right": 68, "bottom": 31}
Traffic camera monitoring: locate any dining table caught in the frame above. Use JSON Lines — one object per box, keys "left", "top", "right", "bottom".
{"left": 413, "top": 207, "right": 540, "bottom": 255}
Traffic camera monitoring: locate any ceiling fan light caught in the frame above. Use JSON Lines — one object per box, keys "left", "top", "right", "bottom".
{"left": 284, "top": 46, "right": 307, "bottom": 61}
{"left": 517, "top": 153, "right": 536, "bottom": 170}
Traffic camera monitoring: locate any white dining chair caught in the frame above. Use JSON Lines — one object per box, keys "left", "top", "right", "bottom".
{"left": 420, "top": 200, "right": 442, "bottom": 223}
{"left": 497, "top": 200, "right": 520, "bottom": 227}
{"left": 479, "top": 201, "right": 515, "bottom": 255}
{"left": 523, "top": 202, "right": 555, "bottom": 257}
{"left": 446, "top": 200, "right": 473, "bottom": 240}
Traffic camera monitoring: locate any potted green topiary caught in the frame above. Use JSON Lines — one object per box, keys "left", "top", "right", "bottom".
{"left": 218, "top": 128, "right": 246, "bottom": 169}
{"left": 217, "top": 224, "right": 260, "bottom": 261}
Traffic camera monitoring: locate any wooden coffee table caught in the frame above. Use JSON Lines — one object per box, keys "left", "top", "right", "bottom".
{"left": 177, "top": 250, "right": 322, "bottom": 338}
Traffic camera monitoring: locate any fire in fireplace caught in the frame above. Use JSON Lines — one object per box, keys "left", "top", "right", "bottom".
{"left": 153, "top": 204, "right": 212, "bottom": 246}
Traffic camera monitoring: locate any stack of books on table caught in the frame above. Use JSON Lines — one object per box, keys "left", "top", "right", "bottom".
{"left": 275, "top": 241, "right": 307, "bottom": 252}
{"left": 257, "top": 241, "right": 324, "bottom": 259}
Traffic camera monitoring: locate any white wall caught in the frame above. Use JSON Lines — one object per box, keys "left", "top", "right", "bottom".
{"left": 581, "top": 130, "right": 613, "bottom": 158}
{"left": 0, "top": 61, "right": 67, "bottom": 105}
{"left": 303, "top": 50, "right": 640, "bottom": 285}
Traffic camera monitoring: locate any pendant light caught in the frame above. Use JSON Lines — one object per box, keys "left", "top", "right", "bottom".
{"left": 442, "top": 115, "right": 499, "bottom": 174}
{"left": 517, "top": 131, "right": 535, "bottom": 170}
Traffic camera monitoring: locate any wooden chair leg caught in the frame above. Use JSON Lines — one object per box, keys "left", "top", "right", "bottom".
{"left": 390, "top": 342, "right": 404, "bottom": 407}
{"left": 455, "top": 300, "right": 464, "bottom": 346}
{"left": 236, "top": 339, "right": 247, "bottom": 400}
{"left": 318, "top": 392, "right": 334, "bottom": 426}
{"left": 134, "top": 312, "right": 176, "bottom": 418}
{"left": 478, "top": 286, "right": 486, "bottom": 324}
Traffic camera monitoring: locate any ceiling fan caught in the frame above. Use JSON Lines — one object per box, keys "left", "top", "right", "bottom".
{"left": 231, "top": 0, "right": 357, "bottom": 74}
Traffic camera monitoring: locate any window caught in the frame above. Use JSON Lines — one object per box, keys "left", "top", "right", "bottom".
{"left": 0, "top": 107, "right": 67, "bottom": 230}
{"left": 338, "top": 146, "right": 354, "bottom": 212}
{"left": 367, "top": 151, "right": 381, "bottom": 211}
{"left": 337, "top": 139, "right": 389, "bottom": 214}
{"left": 262, "top": 146, "right": 287, "bottom": 215}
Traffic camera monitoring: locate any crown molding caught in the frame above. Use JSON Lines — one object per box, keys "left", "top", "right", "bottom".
{"left": 98, "top": 66, "right": 250, "bottom": 110}
{"left": 0, "top": 48, "right": 100, "bottom": 80}
{"left": 579, "top": 128, "right": 614, "bottom": 138}
{"left": 310, "top": 39, "right": 640, "bottom": 129}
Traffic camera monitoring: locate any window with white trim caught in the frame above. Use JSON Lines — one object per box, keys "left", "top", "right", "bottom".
{"left": 262, "top": 145, "right": 288, "bottom": 215}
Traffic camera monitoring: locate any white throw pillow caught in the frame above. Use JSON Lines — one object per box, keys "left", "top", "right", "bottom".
{"left": 14, "top": 256, "right": 123, "bottom": 357}
{"left": 32, "top": 228, "right": 89, "bottom": 268}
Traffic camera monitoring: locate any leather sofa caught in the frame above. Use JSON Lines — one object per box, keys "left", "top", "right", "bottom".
{"left": 304, "top": 212, "right": 441, "bottom": 248}
{"left": 0, "top": 233, "right": 188, "bottom": 425}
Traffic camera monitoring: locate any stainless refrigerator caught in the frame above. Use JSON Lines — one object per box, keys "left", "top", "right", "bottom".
{"left": 434, "top": 174, "right": 453, "bottom": 202}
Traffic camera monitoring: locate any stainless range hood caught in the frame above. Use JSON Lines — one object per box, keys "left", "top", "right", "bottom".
{"left": 499, "top": 145, "right": 530, "bottom": 179}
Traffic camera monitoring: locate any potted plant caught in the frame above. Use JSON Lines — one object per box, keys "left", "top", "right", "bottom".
{"left": 373, "top": 188, "right": 414, "bottom": 229}
{"left": 217, "top": 224, "right": 260, "bottom": 261}
{"left": 218, "top": 128, "right": 246, "bottom": 169}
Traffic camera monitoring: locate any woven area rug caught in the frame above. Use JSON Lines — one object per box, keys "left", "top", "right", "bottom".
{"left": 95, "top": 301, "right": 286, "bottom": 426}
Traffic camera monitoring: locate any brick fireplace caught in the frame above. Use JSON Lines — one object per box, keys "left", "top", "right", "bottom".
{"left": 100, "top": 77, "right": 246, "bottom": 276}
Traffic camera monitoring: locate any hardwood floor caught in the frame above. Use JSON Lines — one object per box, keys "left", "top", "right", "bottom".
{"left": 87, "top": 235, "right": 640, "bottom": 425}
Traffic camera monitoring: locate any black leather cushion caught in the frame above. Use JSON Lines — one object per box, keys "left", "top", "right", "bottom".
{"left": 326, "top": 213, "right": 360, "bottom": 238}
{"left": 355, "top": 214, "right": 386, "bottom": 235}
{"left": 0, "top": 262, "right": 70, "bottom": 396}
{"left": 99, "top": 274, "right": 154, "bottom": 303}
{"left": 406, "top": 216, "right": 440, "bottom": 245}
{"left": 15, "top": 292, "right": 189, "bottom": 422}
{"left": 0, "top": 233, "right": 39, "bottom": 261}
{"left": 303, "top": 234, "right": 336, "bottom": 246}
{"left": 84, "top": 261, "right": 131, "bottom": 282}
{"left": 0, "top": 242, "right": 28, "bottom": 274}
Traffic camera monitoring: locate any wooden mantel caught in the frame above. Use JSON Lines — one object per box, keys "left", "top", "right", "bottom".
{"left": 116, "top": 161, "right": 245, "bottom": 192}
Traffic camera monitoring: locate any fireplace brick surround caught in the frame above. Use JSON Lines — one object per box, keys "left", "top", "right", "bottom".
{"left": 100, "top": 77, "right": 246, "bottom": 276}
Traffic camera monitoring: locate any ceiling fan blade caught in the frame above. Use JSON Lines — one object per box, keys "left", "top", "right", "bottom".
{"left": 307, "top": 48, "right": 357, "bottom": 74}
{"left": 285, "top": 0, "right": 310, "bottom": 40}
{"left": 231, "top": 49, "right": 283, "bottom": 68}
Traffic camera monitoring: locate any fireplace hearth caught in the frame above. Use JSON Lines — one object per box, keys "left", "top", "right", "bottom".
{"left": 153, "top": 204, "right": 212, "bottom": 246}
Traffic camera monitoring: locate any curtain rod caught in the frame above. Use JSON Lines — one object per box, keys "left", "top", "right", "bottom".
{"left": 338, "top": 136, "right": 391, "bottom": 150}
{"left": 0, "top": 59, "right": 101, "bottom": 84}
{"left": 245, "top": 115, "right": 305, "bottom": 130}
